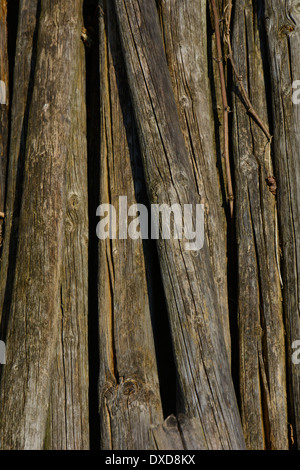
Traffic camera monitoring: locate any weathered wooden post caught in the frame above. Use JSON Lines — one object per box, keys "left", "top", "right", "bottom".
{"left": 98, "top": 0, "right": 164, "bottom": 450}
{"left": 231, "top": 0, "right": 288, "bottom": 449}
{"left": 112, "top": 0, "right": 245, "bottom": 450}
{"left": 264, "top": 0, "right": 300, "bottom": 447}
{"left": 0, "top": 0, "right": 88, "bottom": 449}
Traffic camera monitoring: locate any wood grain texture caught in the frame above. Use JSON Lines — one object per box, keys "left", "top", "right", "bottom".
{"left": 264, "top": 0, "right": 300, "bottom": 448}
{"left": 0, "top": 0, "right": 85, "bottom": 449}
{"left": 113, "top": 0, "right": 245, "bottom": 449}
{"left": 45, "top": 8, "right": 89, "bottom": 450}
{"left": 231, "top": 0, "right": 288, "bottom": 449}
{"left": 158, "top": 0, "right": 230, "bottom": 364}
{"left": 98, "top": 0, "right": 164, "bottom": 450}
{"left": 151, "top": 414, "right": 207, "bottom": 450}
{"left": 0, "top": 0, "right": 39, "bottom": 332}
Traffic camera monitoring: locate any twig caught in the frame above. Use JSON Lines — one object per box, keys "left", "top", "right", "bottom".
{"left": 210, "top": 0, "right": 234, "bottom": 218}
{"left": 224, "top": 1, "right": 272, "bottom": 141}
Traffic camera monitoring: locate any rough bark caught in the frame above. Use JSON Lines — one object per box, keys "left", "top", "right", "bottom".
{"left": 231, "top": 0, "right": 288, "bottom": 449}
{"left": 264, "top": 0, "right": 300, "bottom": 448}
{"left": 0, "top": 0, "right": 85, "bottom": 449}
{"left": 113, "top": 0, "right": 245, "bottom": 450}
{"left": 98, "top": 0, "right": 164, "bottom": 450}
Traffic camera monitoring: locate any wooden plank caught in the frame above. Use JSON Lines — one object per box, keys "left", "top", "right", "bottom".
{"left": 113, "top": 0, "right": 245, "bottom": 449}
{"left": 264, "top": 0, "right": 300, "bottom": 448}
{"left": 98, "top": 0, "right": 164, "bottom": 450}
{"left": 231, "top": 0, "right": 288, "bottom": 449}
{"left": 0, "top": 0, "right": 84, "bottom": 449}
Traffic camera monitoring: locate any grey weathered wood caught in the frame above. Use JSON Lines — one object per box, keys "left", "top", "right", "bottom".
{"left": 151, "top": 414, "right": 207, "bottom": 450}
{"left": 44, "top": 10, "right": 89, "bottom": 450}
{"left": 113, "top": 0, "right": 245, "bottom": 449}
{"left": 1, "top": 0, "right": 297, "bottom": 451}
{"left": 176, "top": 414, "right": 207, "bottom": 450}
{"left": 231, "top": 0, "right": 288, "bottom": 449}
{"left": 151, "top": 415, "right": 185, "bottom": 450}
{"left": 264, "top": 0, "right": 300, "bottom": 448}
{"left": 0, "top": 0, "right": 8, "bottom": 247}
{"left": 0, "top": 0, "right": 85, "bottom": 449}
{"left": 98, "top": 0, "right": 163, "bottom": 450}
{"left": 158, "top": 0, "right": 230, "bottom": 363}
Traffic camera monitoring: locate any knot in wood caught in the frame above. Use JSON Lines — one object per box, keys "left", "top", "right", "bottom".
{"left": 103, "top": 385, "right": 115, "bottom": 400}
{"left": 278, "top": 24, "right": 295, "bottom": 37}
{"left": 180, "top": 95, "right": 189, "bottom": 108}
{"left": 68, "top": 193, "right": 80, "bottom": 210}
{"left": 266, "top": 175, "right": 277, "bottom": 196}
{"left": 122, "top": 379, "right": 139, "bottom": 396}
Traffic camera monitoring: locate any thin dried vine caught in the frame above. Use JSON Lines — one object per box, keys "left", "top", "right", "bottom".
{"left": 224, "top": 0, "right": 272, "bottom": 141}
{"left": 210, "top": 0, "right": 273, "bottom": 219}
{"left": 210, "top": 0, "right": 234, "bottom": 218}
